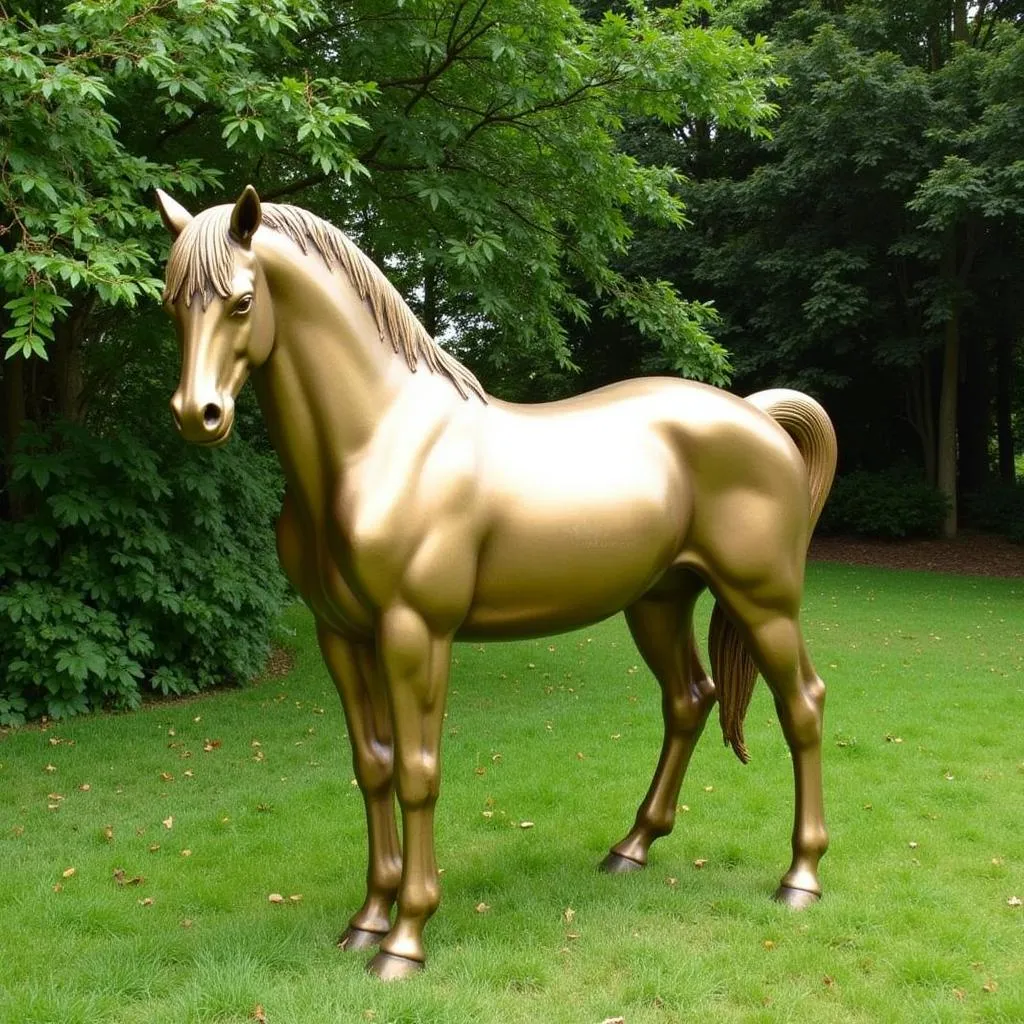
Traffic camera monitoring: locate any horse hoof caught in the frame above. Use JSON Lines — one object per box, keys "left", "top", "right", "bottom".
{"left": 366, "top": 951, "right": 424, "bottom": 981}
{"left": 338, "top": 926, "right": 386, "bottom": 952}
{"left": 773, "top": 885, "right": 820, "bottom": 909}
{"left": 598, "top": 851, "right": 645, "bottom": 874}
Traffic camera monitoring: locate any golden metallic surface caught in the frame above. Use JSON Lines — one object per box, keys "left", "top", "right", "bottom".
{"left": 158, "top": 186, "right": 838, "bottom": 977}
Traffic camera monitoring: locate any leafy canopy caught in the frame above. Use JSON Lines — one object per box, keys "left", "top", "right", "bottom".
{"left": 1, "top": 0, "right": 779, "bottom": 384}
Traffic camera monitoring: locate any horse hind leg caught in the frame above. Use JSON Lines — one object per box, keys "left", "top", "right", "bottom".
{"left": 601, "top": 574, "right": 716, "bottom": 872}
{"left": 711, "top": 578, "right": 828, "bottom": 906}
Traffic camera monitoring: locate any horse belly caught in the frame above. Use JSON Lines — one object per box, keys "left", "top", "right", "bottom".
{"left": 463, "top": 462, "right": 686, "bottom": 639}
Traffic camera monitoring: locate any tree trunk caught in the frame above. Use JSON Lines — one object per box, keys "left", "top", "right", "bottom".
{"left": 995, "top": 332, "right": 1017, "bottom": 483}
{"left": 1, "top": 354, "right": 28, "bottom": 521}
{"left": 952, "top": 0, "right": 969, "bottom": 44}
{"left": 937, "top": 312, "right": 960, "bottom": 537}
{"left": 52, "top": 307, "right": 89, "bottom": 422}
{"left": 957, "top": 334, "right": 991, "bottom": 495}
{"left": 908, "top": 359, "right": 937, "bottom": 485}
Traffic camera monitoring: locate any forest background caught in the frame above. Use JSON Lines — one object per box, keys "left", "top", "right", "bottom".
{"left": 1, "top": 0, "right": 1021, "bottom": 722}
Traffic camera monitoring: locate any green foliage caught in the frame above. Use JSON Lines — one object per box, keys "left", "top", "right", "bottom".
{"left": 650, "top": 1, "right": 1024, "bottom": 505}
{"left": 0, "top": 421, "right": 286, "bottom": 724}
{"left": 0, "top": 0, "right": 376, "bottom": 358}
{"left": 962, "top": 482, "right": 1024, "bottom": 543}
{"left": 247, "top": 0, "right": 779, "bottom": 385}
{"left": 818, "top": 469, "right": 949, "bottom": 539}
{"left": 0, "top": 0, "right": 779, "bottom": 384}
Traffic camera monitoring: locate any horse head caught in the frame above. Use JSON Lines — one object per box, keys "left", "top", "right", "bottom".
{"left": 157, "top": 185, "right": 275, "bottom": 445}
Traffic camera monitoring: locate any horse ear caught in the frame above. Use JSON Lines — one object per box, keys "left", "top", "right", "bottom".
{"left": 230, "top": 184, "right": 262, "bottom": 246}
{"left": 155, "top": 189, "right": 193, "bottom": 238}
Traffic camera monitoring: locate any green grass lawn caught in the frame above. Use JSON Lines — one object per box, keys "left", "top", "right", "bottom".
{"left": 1, "top": 562, "right": 1022, "bottom": 1024}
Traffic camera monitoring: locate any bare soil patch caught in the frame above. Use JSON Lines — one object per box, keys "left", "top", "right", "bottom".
{"left": 810, "top": 532, "right": 1023, "bottom": 578}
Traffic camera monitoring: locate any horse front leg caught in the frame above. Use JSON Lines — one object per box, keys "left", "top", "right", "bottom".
{"left": 367, "top": 604, "right": 451, "bottom": 980}
{"left": 317, "top": 625, "right": 402, "bottom": 949}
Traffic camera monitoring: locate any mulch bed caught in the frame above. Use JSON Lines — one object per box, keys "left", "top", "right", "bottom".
{"left": 810, "top": 533, "right": 1023, "bottom": 579}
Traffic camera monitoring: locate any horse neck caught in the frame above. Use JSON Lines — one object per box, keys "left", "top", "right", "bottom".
{"left": 251, "top": 233, "right": 406, "bottom": 505}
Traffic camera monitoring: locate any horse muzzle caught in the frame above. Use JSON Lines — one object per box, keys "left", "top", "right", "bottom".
{"left": 170, "top": 391, "right": 235, "bottom": 446}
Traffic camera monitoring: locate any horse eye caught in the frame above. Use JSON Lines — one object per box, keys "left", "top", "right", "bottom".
{"left": 233, "top": 294, "right": 253, "bottom": 316}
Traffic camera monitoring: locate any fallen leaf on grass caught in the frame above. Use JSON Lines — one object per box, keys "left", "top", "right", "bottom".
{"left": 139, "top": 897, "right": 154, "bottom": 906}
{"left": 763, "top": 940, "right": 775, "bottom": 951}
{"left": 599, "top": 1017, "right": 625, "bottom": 1024}
{"left": 693, "top": 858, "right": 708, "bottom": 869}
{"left": 908, "top": 842, "right": 918, "bottom": 849}
{"left": 113, "top": 869, "right": 144, "bottom": 887}
{"left": 252, "top": 1004, "right": 268, "bottom": 1023}
{"left": 885, "top": 734, "right": 903, "bottom": 744}
{"left": 53, "top": 883, "right": 63, "bottom": 893}
{"left": 44, "top": 764, "right": 57, "bottom": 773}
{"left": 982, "top": 979, "right": 998, "bottom": 993}
{"left": 822, "top": 975, "right": 835, "bottom": 988}
{"left": 953, "top": 988, "right": 965, "bottom": 1002}
{"left": 78, "top": 783, "right": 90, "bottom": 792}
{"left": 160, "top": 772, "right": 174, "bottom": 782}
{"left": 665, "top": 877, "right": 678, "bottom": 888}
{"left": 62, "top": 867, "right": 76, "bottom": 878}
{"left": 1008, "top": 896, "right": 1021, "bottom": 908}
{"left": 289, "top": 894, "right": 302, "bottom": 902}
{"left": 181, "top": 919, "right": 193, "bottom": 928}
{"left": 102, "top": 825, "right": 114, "bottom": 842}
{"left": 519, "top": 821, "right": 534, "bottom": 829}
{"left": 162, "top": 816, "right": 173, "bottom": 829}
{"left": 475, "top": 902, "right": 490, "bottom": 913}
{"left": 180, "top": 849, "right": 192, "bottom": 857}
{"left": 563, "top": 907, "right": 575, "bottom": 924}
{"left": 202, "top": 739, "right": 222, "bottom": 752}
{"left": 183, "top": 770, "right": 194, "bottom": 778}
{"left": 148, "top": 844, "right": 160, "bottom": 853}
{"left": 268, "top": 893, "right": 285, "bottom": 904}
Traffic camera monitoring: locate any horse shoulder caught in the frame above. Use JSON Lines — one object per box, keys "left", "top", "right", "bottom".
{"left": 339, "top": 397, "right": 485, "bottom": 616}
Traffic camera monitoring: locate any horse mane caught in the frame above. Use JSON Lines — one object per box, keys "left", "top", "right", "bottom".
{"left": 163, "top": 202, "right": 486, "bottom": 402}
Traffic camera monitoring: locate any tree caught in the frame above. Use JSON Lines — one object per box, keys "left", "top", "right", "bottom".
{"left": 1, "top": 0, "right": 780, "bottom": 718}
{"left": 634, "top": 0, "right": 1024, "bottom": 535}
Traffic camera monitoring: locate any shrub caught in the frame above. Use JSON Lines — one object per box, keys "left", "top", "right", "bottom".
{"left": 0, "top": 420, "right": 287, "bottom": 725}
{"left": 963, "top": 482, "right": 1024, "bottom": 543}
{"left": 818, "top": 468, "right": 949, "bottom": 540}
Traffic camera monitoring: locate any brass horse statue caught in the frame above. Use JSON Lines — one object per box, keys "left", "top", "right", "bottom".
{"left": 157, "top": 185, "right": 837, "bottom": 980}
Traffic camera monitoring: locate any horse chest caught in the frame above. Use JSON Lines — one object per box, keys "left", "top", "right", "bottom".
{"left": 276, "top": 493, "right": 376, "bottom": 638}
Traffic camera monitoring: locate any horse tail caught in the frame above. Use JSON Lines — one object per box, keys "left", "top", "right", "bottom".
{"left": 709, "top": 389, "right": 838, "bottom": 764}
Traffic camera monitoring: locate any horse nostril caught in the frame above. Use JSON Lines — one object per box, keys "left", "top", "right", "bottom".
{"left": 202, "top": 403, "right": 223, "bottom": 430}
